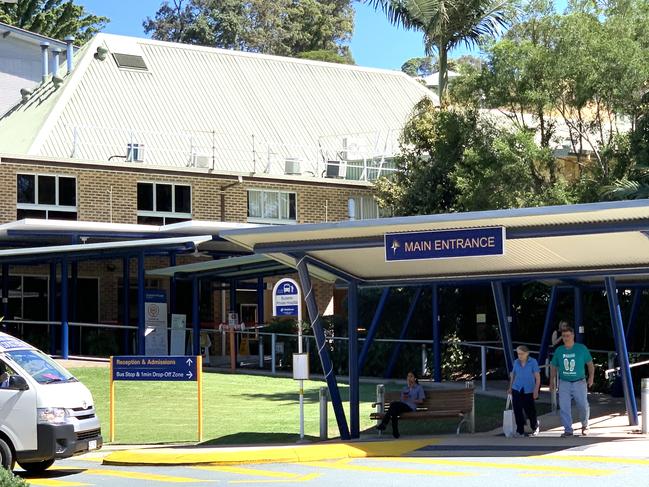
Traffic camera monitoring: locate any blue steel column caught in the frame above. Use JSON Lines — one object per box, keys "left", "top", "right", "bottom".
{"left": 432, "top": 284, "right": 442, "bottom": 382}
{"left": 574, "top": 286, "right": 584, "bottom": 343}
{"left": 49, "top": 263, "right": 57, "bottom": 354}
{"left": 257, "top": 277, "right": 264, "bottom": 326}
{"left": 625, "top": 289, "right": 641, "bottom": 349}
{"left": 604, "top": 277, "right": 638, "bottom": 425}
{"left": 358, "top": 287, "right": 390, "bottom": 372}
{"left": 491, "top": 281, "right": 514, "bottom": 373}
{"left": 169, "top": 252, "right": 177, "bottom": 314}
{"left": 70, "top": 261, "right": 78, "bottom": 354}
{"left": 122, "top": 257, "right": 130, "bottom": 354}
{"left": 294, "top": 255, "right": 350, "bottom": 439}
{"left": 384, "top": 287, "right": 422, "bottom": 378}
{"left": 60, "top": 258, "right": 69, "bottom": 359}
{"left": 2, "top": 264, "right": 8, "bottom": 322}
{"left": 538, "top": 286, "right": 559, "bottom": 366}
{"left": 347, "top": 280, "right": 359, "bottom": 438}
{"left": 192, "top": 277, "right": 200, "bottom": 356}
{"left": 137, "top": 252, "right": 145, "bottom": 355}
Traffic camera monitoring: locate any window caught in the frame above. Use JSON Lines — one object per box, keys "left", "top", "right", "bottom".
{"left": 16, "top": 174, "right": 77, "bottom": 220}
{"left": 348, "top": 195, "right": 389, "bottom": 220}
{"left": 127, "top": 143, "right": 145, "bottom": 162}
{"left": 137, "top": 182, "right": 191, "bottom": 225}
{"left": 247, "top": 190, "right": 296, "bottom": 224}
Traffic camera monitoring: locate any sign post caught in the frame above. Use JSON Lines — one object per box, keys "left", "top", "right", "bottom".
{"left": 272, "top": 278, "right": 306, "bottom": 440}
{"left": 109, "top": 355, "right": 203, "bottom": 442}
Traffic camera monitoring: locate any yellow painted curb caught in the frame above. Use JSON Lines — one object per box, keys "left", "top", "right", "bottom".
{"left": 102, "top": 439, "right": 434, "bottom": 466}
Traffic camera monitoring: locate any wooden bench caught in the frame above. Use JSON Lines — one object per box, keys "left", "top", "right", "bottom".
{"left": 370, "top": 385, "right": 475, "bottom": 435}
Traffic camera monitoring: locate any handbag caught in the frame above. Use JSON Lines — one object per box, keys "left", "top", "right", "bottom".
{"left": 502, "top": 393, "right": 514, "bottom": 438}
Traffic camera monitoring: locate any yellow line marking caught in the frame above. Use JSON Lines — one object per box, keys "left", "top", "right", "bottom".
{"left": 539, "top": 455, "right": 649, "bottom": 465}
{"left": 21, "top": 480, "right": 90, "bottom": 487}
{"left": 194, "top": 465, "right": 300, "bottom": 479}
{"left": 83, "top": 468, "right": 216, "bottom": 483}
{"left": 228, "top": 473, "right": 321, "bottom": 484}
{"left": 362, "top": 457, "right": 613, "bottom": 476}
{"left": 301, "top": 460, "right": 472, "bottom": 477}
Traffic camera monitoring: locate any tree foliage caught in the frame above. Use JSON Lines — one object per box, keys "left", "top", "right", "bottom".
{"left": 144, "top": 0, "right": 354, "bottom": 58}
{"left": 0, "top": 0, "right": 108, "bottom": 44}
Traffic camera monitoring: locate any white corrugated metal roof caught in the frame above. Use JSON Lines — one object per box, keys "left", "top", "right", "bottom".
{"left": 219, "top": 200, "right": 649, "bottom": 284}
{"left": 3, "top": 33, "right": 434, "bottom": 179}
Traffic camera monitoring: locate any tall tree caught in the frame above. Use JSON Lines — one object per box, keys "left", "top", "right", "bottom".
{"left": 144, "top": 0, "right": 354, "bottom": 58}
{"left": 0, "top": 0, "right": 108, "bottom": 44}
{"left": 401, "top": 56, "right": 436, "bottom": 77}
{"left": 368, "top": 0, "right": 509, "bottom": 102}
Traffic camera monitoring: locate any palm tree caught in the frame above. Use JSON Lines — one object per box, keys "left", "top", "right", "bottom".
{"left": 369, "top": 0, "right": 510, "bottom": 103}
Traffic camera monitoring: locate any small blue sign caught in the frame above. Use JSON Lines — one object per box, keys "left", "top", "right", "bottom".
{"left": 145, "top": 290, "right": 166, "bottom": 303}
{"left": 385, "top": 227, "right": 505, "bottom": 262}
{"left": 272, "top": 278, "right": 300, "bottom": 317}
{"left": 112, "top": 355, "right": 197, "bottom": 381}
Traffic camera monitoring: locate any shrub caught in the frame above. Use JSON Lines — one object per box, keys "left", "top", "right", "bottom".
{"left": 0, "top": 468, "right": 29, "bottom": 487}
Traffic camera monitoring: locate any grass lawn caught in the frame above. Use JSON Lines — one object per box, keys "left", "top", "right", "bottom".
{"left": 70, "top": 368, "right": 548, "bottom": 445}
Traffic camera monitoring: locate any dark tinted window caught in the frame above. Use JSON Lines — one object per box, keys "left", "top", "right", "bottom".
{"left": 58, "top": 177, "right": 76, "bottom": 206}
{"left": 289, "top": 193, "right": 296, "bottom": 220}
{"left": 48, "top": 211, "right": 77, "bottom": 221}
{"left": 156, "top": 184, "right": 172, "bottom": 212}
{"left": 137, "top": 215, "right": 164, "bottom": 225}
{"left": 17, "top": 209, "right": 46, "bottom": 220}
{"left": 137, "top": 183, "right": 153, "bottom": 211}
{"left": 17, "top": 175, "right": 35, "bottom": 203}
{"left": 38, "top": 176, "right": 56, "bottom": 205}
{"left": 175, "top": 185, "right": 191, "bottom": 214}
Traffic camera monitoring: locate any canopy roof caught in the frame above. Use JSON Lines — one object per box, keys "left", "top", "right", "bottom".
{"left": 220, "top": 200, "right": 649, "bottom": 286}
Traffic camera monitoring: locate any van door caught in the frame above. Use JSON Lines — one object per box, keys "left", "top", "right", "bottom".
{"left": 0, "top": 358, "right": 38, "bottom": 451}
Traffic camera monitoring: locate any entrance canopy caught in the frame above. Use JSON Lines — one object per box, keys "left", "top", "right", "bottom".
{"left": 220, "top": 200, "right": 649, "bottom": 286}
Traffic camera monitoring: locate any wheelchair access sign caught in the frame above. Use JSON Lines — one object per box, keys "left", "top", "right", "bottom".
{"left": 272, "top": 278, "right": 301, "bottom": 317}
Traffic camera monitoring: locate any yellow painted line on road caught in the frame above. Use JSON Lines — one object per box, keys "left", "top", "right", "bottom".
{"left": 194, "top": 465, "right": 301, "bottom": 478}
{"left": 21, "top": 480, "right": 90, "bottom": 487}
{"left": 83, "top": 468, "right": 216, "bottom": 483}
{"left": 540, "top": 455, "right": 649, "bottom": 465}
{"left": 228, "top": 473, "right": 321, "bottom": 484}
{"left": 301, "top": 460, "right": 472, "bottom": 477}
{"left": 361, "top": 457, "right": 614, "bottom": 476}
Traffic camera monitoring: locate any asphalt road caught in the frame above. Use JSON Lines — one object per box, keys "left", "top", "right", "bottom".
{"left": 17, "top": 447, "right": 649, "bottom": 487}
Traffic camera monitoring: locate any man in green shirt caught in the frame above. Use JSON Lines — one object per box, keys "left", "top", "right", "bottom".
{"left": 550, "top": 325, "right": 594, "bottom": 437}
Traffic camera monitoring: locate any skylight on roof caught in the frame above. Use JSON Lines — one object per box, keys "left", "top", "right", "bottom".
{"left": 113, "top": 53, "right": 148, "bottom": 71}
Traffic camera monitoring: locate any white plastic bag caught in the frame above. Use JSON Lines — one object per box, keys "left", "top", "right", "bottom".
{"left": 503, "top": 394, "right": 514, "bottom": 438}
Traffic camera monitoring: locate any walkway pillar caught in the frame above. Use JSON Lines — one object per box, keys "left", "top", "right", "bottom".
{"left": 574, "top": 286, "right": 584, "bottom": 342}
{"left": 294, "top": 255, "right": 350, "bottom": 439}
{"left": 604, "top": 277, "right": 638, "bottom": 425}
{"left": 60, "top": 258, "right": 69, "bottom": 359}
{"left": 49, "top": 262, "right": 57, "bottom": 354}
{"left": 491, "top": 281, "right": 514, "bottom": 373}
{"left": 432, "top": 284, "right": 441, "bottom": 382}
{"left": 169, "top": 252, "right": 177, "bottom": 314}
{"left": 538, "top": 286, "right": 559, "bottom": 366}
{"left": 348, "top": 280, "right": 360, "bottom": 438}
{"left": 2, "top": 264, "right": 8, "bottom": 323}
{"left": 257, "top": 277, "right": 264, "bottom": 326}
{"left": 137, "top": 252, "right": 145, "bottom": 355}
{"left": 122, "top": 257, "right": 130, "bottom": 354}
{"left": 192, "top": 277, "right": 200, "bottom": 356}
{"left": 70, "top": 261, "right": 78, "bottom": 354}
{"left": 358, "top": 287, "right": 390, "bottom": 373}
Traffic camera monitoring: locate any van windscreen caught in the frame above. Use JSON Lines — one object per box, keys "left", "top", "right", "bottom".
{"left": 5, "top": 350, "right": 76, "bottom": 384}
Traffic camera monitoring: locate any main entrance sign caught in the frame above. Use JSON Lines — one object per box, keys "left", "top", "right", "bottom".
{"left": 385, "top": 227, "right": 505, "bottom": 261}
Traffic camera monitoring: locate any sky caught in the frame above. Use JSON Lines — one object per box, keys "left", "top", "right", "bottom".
{"left": 77, "top": 1, "right": 473, "bottom": 71}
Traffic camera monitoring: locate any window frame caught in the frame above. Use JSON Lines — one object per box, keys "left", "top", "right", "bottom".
{"left": 127, "top": 143, "right": 145, "bottom": 162}
{"left": 16, "top": 173, "right": 78, "bottom": 220}
{"left": 136, "top": 181, "right": 192, "bottom": 225}
{"left": 247, "top": 189, "right": 297, "bottom": 225}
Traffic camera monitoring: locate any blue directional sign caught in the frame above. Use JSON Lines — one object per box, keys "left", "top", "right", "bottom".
{"left": 272, "top": 278, "right": 301, "bottom": 317}
{"left": 385, "top": 227, "right": 505, "bottom": 262}
{"left": 111, "top": 356, "right": 198, "bottom": 381}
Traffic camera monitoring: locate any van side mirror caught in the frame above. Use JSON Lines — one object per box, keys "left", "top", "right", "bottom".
{"left": 9, "top": 375, "right": 29, "bottom": 391}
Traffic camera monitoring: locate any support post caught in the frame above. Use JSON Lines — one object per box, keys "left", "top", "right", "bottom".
{"left": 626, "top": 289, "right": 641, "bottom": 349}
{"left": 604, "top": 276, "right": 638, "bottom": 426}
{"left": 192, "top": 277, "right": 200, "bottom": 356}
{"left": 432, "top": 284, "right": 441, "bottom": 382}
{"left": 384, "top": 287, "right": 422, "bottom": 378}
{"left": 60, "top": 258, "right": 69, "bottom": 359}
{"left": 70, "top": 261, "right": 78, "bottom": 354}
{"left": 574, "top": 286, "right": 584, "bottom": 343}
{"left": 319, "top": 387, "right": 328, "bottom": 440}
{"left": 137, "top": 252, "right": 145, "bottom": 355}
{"left": 49, "top": 262, "right": 57, "bottom": 354}
{"left": 295, "top": 255, "right": 350, "bottom": 440}
{"left": 347, "top": 280, "right": 359, "bottom": 438}
{"left": 538, "top": 286, "right": 559, "bottom": 367}
{"left": 169, "top": 252, "right": 177, "bottom": 314}
{"left": 257, "top": 277, "right": 264, "bottom": 327}
{"left": 2, "top": 263, "right": 8, "bottom": 322}
{"left": 122, "top": 257, "right": 130, "bottom": 354}
{"left": 481, "top": 346, "right": 487, "bottom": 391}
{"left": 271, "top": 333, "right": 277, "bottom": 375}
{"left": 358, "top": 287, "right": 389, "bottom": 373}
{"left": 491, "top": 281, "right": 514, "bottom": 373}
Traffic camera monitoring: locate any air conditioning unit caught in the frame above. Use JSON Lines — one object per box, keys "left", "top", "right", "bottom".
{"left": 326, "top": 160, "right": 341, "bottom": 178}
{"left": 192, "top": 154, "right": 211, "bottom": 168}
{"left": 284, "top": 157, "right": 301, "bottom": 175}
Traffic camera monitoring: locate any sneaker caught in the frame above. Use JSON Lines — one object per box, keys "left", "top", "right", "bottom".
{"left": 560, "top": 431, "right": 574, "bottom": 438}
{"left": 512, "top": 432, "right": 526, "bottom": 438}
{"left": 581, "top": 427, "right": 590, "bottom": 436}
{"left": 532, "top": 424, "right": 540, "bottom": 437}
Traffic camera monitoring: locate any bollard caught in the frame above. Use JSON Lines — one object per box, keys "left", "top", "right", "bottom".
{"left": 480, "top": 346, "right": 487, "bottom": 391}
{"left": 551, "top": 383, "right": 557, "bottom": 414}
{"left": 376, "top": 384, "right": 385, "bottom": 436}
{"left": 258, "top": 339, "right": 264, "bottom": 368}
{"left": 271, "top": 333, "right": 276, "bottom": 375}
{"left": 421, "top": 344, "right": 427, "bottom": 376}
{"left": 221, "top": 330, "right": 226, "bottom": 357}
{"left": 642, "top": 378, "right": 649, "bottom": 434}
{"left": 319, "top": 387, "right": 328, "bottom": 440}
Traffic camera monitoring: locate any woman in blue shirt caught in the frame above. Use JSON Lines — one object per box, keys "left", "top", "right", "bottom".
{"left": 377, "top": 371, "right": 424, "bottom": 438}
{"left": 507, "top": 345, "right": 541, "bottom": 437}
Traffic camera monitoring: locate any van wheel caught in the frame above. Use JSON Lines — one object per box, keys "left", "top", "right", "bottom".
{"left": 0, "top": 438, "right": 15, "bottom": 470}
{"left": 17, "top": 459, "right": 54, "bottom": 474}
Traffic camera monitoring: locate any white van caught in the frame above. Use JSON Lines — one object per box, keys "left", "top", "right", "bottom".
{"left": 0, "top": 332, "right": 102, "bottom": 472}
